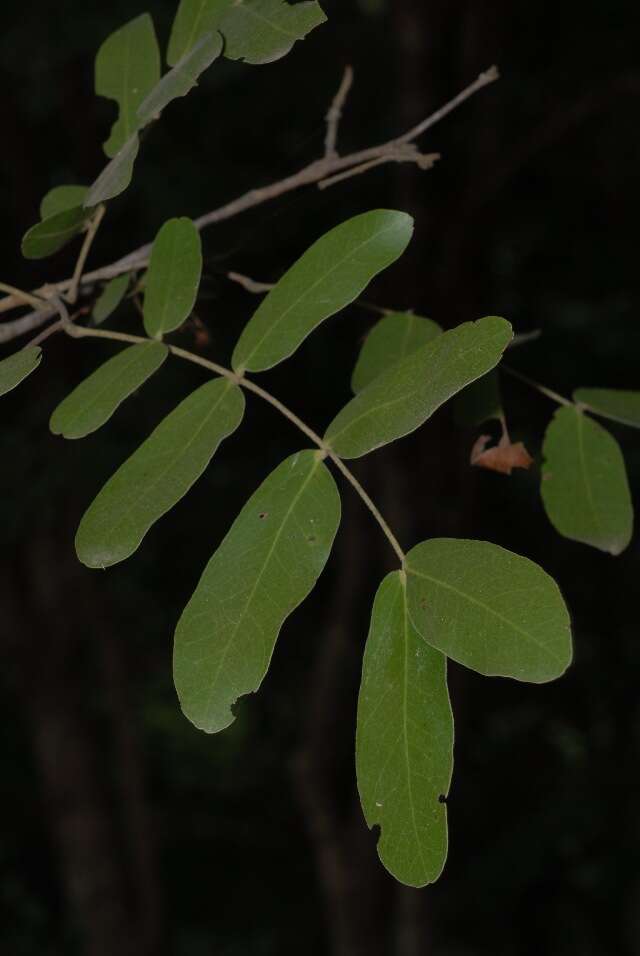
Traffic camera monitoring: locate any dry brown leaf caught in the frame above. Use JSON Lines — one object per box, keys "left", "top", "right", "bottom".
{"left": 470, "top": 432, "right": 533, "bottom": 476}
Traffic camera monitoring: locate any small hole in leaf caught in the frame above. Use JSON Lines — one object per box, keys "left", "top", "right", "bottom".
{"left": 259, "top": 512, "right": 269, "bottom": 520}
{"left": 438, "top": 794, "right": 447, "bottom": 804}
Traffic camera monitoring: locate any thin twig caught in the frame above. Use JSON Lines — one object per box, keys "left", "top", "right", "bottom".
{"left": 68, "top": 205, "right": 106, "bottom": 305}
{"left": 0, "top": 282, "right": 47, "bottom": 311}
{"left": 227, "top": 271, "right": 274, "bottom": 294}
{"left": 319, "top": 148, "right": 439, "bottom": 190}
{"left": 0, "top": 308, "right": 55, "bottom": 344}
{"left": 324, "top": 66, "right": 354, "bottom": 158}
{"left": 2, "top": 66, "right": 499, "bottom": 345}
{"left": 502, "top": 363, "right": 572, "bottom": 407}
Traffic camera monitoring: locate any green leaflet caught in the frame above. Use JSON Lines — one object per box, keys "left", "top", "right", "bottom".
{"left": 85, "top": 134, "right": 140, "bottom": 207}
{"left": 574, "top": 388, "right": 640, "bottom": 429}
{"left": 174, "top": 450, "right": 341, "bottom": 733}
{"left": 406, "top": 539, "right": 573, "bottom": 684}
{"left": 220, "top": 0, "right": 327, "bottom": 65}
{"left": 92, "top": 274, "right": 131, "bottom": 325}
{"left": 50, "top": 342, "right": 169, "bottom": 440}
{"left": 541, "top": 405, "right": 633, "bottom": 555}
{"left": 0, "top": 348, "right": 42, "bottom": 397}
{"left": 137, "top": 32, "right": 224, "bottom": 127}
{"left": 40, "top": 185, "right": 88, "bottom": 219}
{"left": 351, "top": 312, "right": 442, "bottom": 393}
{"left": 326, "top": 317, "right": 512, "bottom": 459}
{"left": 143, "top": 219, "right": 203, "bottom": 338}
{"left": 22, "top": 206, "right": 93, "bottom": 260}
{"left": 95, "top": 13, "right": 161, "bottom": 157}
{"left": 232, "top": 211, "right": 414, "bottom": 374}
{"left": 76, "top": 378, "right": 245, "bottom": 568}
{"left": 356, "top": 572, "right": 453, "bottom": 888}
{"left": 453, "top": 371, "right": 503, "bottom": 427}
{"left": 167, "top": 0, "right": 233, "bottom": 65}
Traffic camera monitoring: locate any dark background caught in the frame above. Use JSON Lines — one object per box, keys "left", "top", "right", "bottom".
{"left": 1, "top": 2, "right": 639, "bottom": 954}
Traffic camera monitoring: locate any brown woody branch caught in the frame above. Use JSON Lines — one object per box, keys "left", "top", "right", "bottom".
{"left": 0, "top": 66, "right": 499, "bottom": 346}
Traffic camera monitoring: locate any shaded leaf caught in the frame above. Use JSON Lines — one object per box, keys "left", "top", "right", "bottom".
{"left": 574, "top": 388, "right": 640, "bottom": 430}
{"left": 0, "top": 348, "right": 42, "bottom": 397}
{"left": 137, "top": 32, "right": 223, "bottom": 127}
{"left": 95, "top": 13, "right": 161, "bottom": 157}
{"left": 325, "top": 317, "right": 512, "bottom": 460}
{"left": 92, "top": 274, "right": 131, "bottom": 325}
{"left": 351, "top": 312, "right": 442, "bottom": 394}
{"left": 85, "top": 134, "right": 140, "bottom": 207}
{"left": 454, "top": 370, "right": 502, "bottom": 427}
{"left": 22, "top": 206, "right": 92, "bottom": 260}
{"left": 232, "top": 210, "right": 414, "bottom": 373}
{"left": 406, "top": 539, "right": 573, "bottom": 683}
{"left": 143, "top": 218, "right": 203, "bottom": 338}
{"left": 220, "top": 0, "right": 327, "bottom": 65}
{"left": 76, "top": 378, "right": 245, "bottom": 568}
{"left": 541, "top": 405, "right": 633, "bottom": 555}
{"left": 167, "top": 0, "right": 233, "bottom": 65}
{"left": 174, "top": 449, "right": 341, "bottom": 733}
{"left": 356, "top": 572, "right": 453, "bottom": 888}
{"left": 40, "top": 185, "right": 88, "bottom": 219}
{"left": 470, "top": 431, "right": 533, "bottom": 476}
{"left": 50, "top": 342, "right": 169, "bottom": 440}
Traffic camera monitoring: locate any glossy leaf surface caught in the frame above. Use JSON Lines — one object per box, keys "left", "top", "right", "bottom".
{"left": 232, "top": 210, "right": 414, "bottom": 373}
{"left": 0, "top": 348, "right": 42, "bottom": 397}
{"left": 95, "top": 13, "right": 161, "bottom": 157}
{"left": 351, "top": 312, "right": 442, "bottom": 394}
{"left": 167, "top": 0, "right": 232, "bottom": 65}
{"left": 541, "top": 405, "right": 633, "bottom": 555}
{"left": 326, "top": 317, "right": 512, "bottom": 459}
{"left": 143, "top": 219, "right": 203, "bottom": 338}
{"left": 406, "top": 539, "right": 572, "bottom": 683}
{"left": 76, "top": 378, "right": 245, "bottom": 568}
{"left": 92, "top": 274, "right": 131, "bottom": 325}
{"left": 357, "top": 572, "right": 453, "bottom": 887}
{"left": 40, "top": 185, "right": 88, "bottom": 219}
{"left": 220, "top": 0, "right": 327, "bottom": 65}
{"left": 137, "top": 32, "right": 223, "bottom": 126}
{"left": 22, "top": 207, "right": 92, "bottom": 260}
{"left": 85, "top": 134, "right": 140, "bottom": 207}
{"left": 50, "top": 342, "right": 169, "bottom": 440}
{"left": 574, "top": 388, "right": 640, "bottom": 429}
{"left": 174, "top": 450, "right": 341, "bottom": 733}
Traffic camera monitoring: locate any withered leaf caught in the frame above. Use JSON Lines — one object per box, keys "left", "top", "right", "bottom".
{"left": 470, "top": 432, "right": 533, "bottom": 476}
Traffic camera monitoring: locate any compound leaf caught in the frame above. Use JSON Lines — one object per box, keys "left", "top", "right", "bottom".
{"left": 85, "top": 133, "right": 140, "bottom": 207}
{"left": 351, "top": 312, "right": 442, "bottom": 394}
{"left": 50, "top": 342, "right": 169, "bottom": 440}
{"left": 325, "top": 317, "right": 512, "bottom": 459}
{"left": 220, "top": 0, "right": 327, "bottom": 65}
{"left": 137, "top": 32, "right": 223, "bottom": 126}
{"left": 357, "top": 572, "right": 453, "bottom": 888}
{"left": 92, "top": 274, "right": 131, "bottom": 325}
{"left": 76, "top": 378, "right": 245, "bottom": 568}
{"left": 232, "top": 210, "right": 414, "bottom": 373}
{"left": 406, "top": 539, "right": 573, "bottom": 683}
{"left": 40, "top": 185, "right": 88, "bottom": 219}
{"left": 574, "top": 388, "right": 640, "bottom": 430}
{"left": 143, "top": 218, "right": 203, "bottom": 338}
{"left": 174, "top": 449, "right": 341, "bottom": 733}
{"left": 541, "top": 405, "right": 633, "bottom": 555}
{"left": 0, "top": 348, "right": 42, "bottom": 396}
{"left": 167, "top": 0, "right": 233, "bottom": 65}
{"left": 95, "top": 13, "right": 161, "bottom": 157}
{"left": 22, "top": 206, "right": 92, "bottom": 260}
